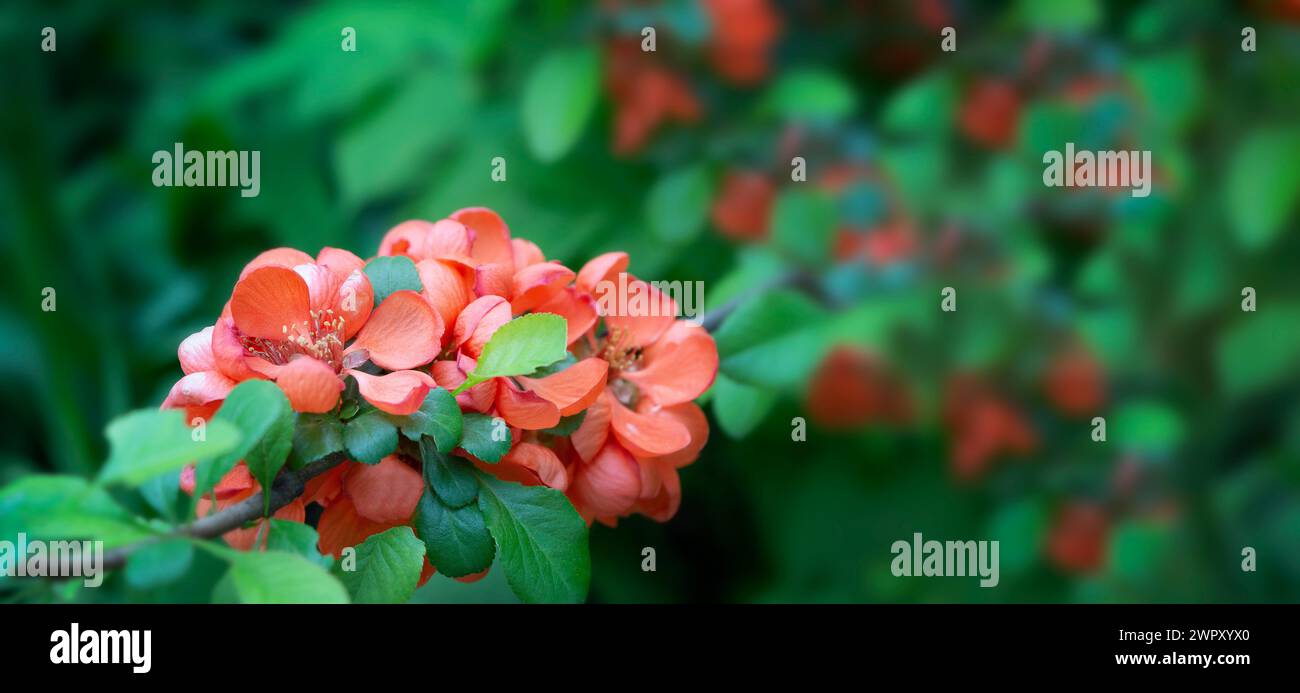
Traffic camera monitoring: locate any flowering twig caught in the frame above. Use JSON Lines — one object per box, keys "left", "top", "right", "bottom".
{"left": 101, "top": 454, "right": 346, "bottom": 571}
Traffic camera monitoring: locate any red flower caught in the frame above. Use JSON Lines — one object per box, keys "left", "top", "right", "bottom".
{"left": 1045, "top": 502, "right": 1109, "bottom": 574}
{"left": 958, "top": 79, "right": 1020, "bottom": 149}
{"left": 807, "top": 346, "right": 913, "bottom": 429}
{"left": 711, "top": 170, "right": 775, "bottom": 241}
{"left": 701, "top": 0, "right": 782, "bottom": 85}
{"left": 943, "top": 375, "right": 1037, "bottom": 481}
{"left": 604, "top": 39, "right": 702, "bottom": 155}
{"left": 1044, "top": 343, "right": 1106, "bottom": 417}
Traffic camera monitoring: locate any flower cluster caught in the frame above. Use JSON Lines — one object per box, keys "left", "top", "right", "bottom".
{"left": 164, "top": 207, "right": 718, "bottom": 576}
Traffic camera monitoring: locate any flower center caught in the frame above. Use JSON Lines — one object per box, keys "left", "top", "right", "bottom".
{"left": 597, "top": 325, "right": 642, "bottom": 407}
{"left": 240, "top": 309, "right": 346, "bottom": 371}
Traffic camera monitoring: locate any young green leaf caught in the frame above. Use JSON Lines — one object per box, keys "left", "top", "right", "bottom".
{"left": 343, "top": 408, "right": 399, "bottom": 464}
{"left": 770, "top": 189, "right": 838, "bottom": 267}
{"left": 332, "top": 526, "right": 426, "bottom": 604}
{"left": 421, "top": 437, "right": 478, "bottom": 507}
{"left": 99, "top": 409, "right": 240, "bottom": 488}
{"left": 413, "top": 490, "right": 495, "bottom": 578}
{"left": 391, "top": 388, "right": 462, "bottom": 452}
{"left": 459, "top": 413, "right": 511, "bottom": 463}
{"left": 522, "top": 46, "right": 600, "bottom": 162}
{"left": 364, "top": 255, "right": 423, "bottom": 306}
{"left": 455, "top": 313, "right": 568, "bottom": 394}
{"left": 476, "top": 472, "right": 590, "bottom": 603}
{"left": 191, "top": 380, "right": 294, "bottom": 514}
{"left": 228, "top": 550, "right": 349, "bottom": 604}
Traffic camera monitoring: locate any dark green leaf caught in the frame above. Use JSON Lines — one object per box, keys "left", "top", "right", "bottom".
{"left": 541, "top": 411, "right": 586, "bottom": 437}
{"left": 293, "top": 413, "right": 345, "bottom": 464}
{"left": 770, "top": 189, "right": 837, "bottom": 266}
{"left": 364, "top": 255, "right": 423, "bottom": 307}
{"left": 332, "top": 526, "right": 426, "bottom": 603}
{"left": 265, "top": 519, "right": 331, "bottom": 568}
{"left": 421, "top": 437, "right": 479, "bottom": 507}
{"left": 343, "top": 408, "right": 399, "bottom": 464}
{"left": 476, "top": 472, "right": 590, "bottom": 603}
{"left": 460, "top": 413, "right": 511, "bottom": 463}
{"left": 391, "top": 388, "right": 462, "bottom": 452}
{"left": 413, "top": 490, "right": 495, "bottom": 577}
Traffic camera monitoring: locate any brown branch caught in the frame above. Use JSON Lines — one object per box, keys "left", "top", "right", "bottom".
{"left": 101, "top": 454, "right": 345, "bottom": 572}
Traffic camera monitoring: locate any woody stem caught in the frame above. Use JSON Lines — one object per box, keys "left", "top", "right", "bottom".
{"left": 100, "top": 454, "right": 346, "bottom": 572}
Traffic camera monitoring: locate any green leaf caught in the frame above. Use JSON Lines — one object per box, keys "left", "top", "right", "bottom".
{"left": 457, "top": 313, "right": 568, "bottom": 393}
{"left": 335, "top": 68, "right": 476, "bottom": 207}
{"left": 228, "top": 550, "right": 349, "bottom": 604}
{"left": 332, "top": 526, "right": 426, "bottom": 604}
{"left": 522, "top": 46, "right": 600, "bottom": 162}
{"left": 460, "top": 413, "right": 511, "bottom": 463}
{"left": 713, "top": 289, "right": 827, "bottom": 358}
{"left": 1016, "top": 0, "right": 1100, "bottom": 31}
{"left": 364, "top": 255, "right": 423, "bottom": 307}
{"left": 526, "top": 352, "right": 576, "bottom": 378}
{"left": 1112, "top": 401, "right": 1185, "bottom": 456}
{"left": 265, "top": 519, "right": 331, "bottom": 568}
{"left": 760, "top": 69, "right": 856, "bottom": 122}
{"left": 646, "top": 165, "right": 715, "bottom": 244}
{"left": 0, "top": 476, "right": 147, "bottom": 548}
{"left": 391, "top": 388, "right": 462, "bottom": 452}
{"left": 770, "top": 189, "right": 837, "bottom": 266}
{"left": 293, "top": 413, "right": 345, "bottom": 464}
{"left": 1216, "top": 301, "right": 1300, "bottom": 397}
{"left": 985, "top": 499, "right": 1049, "bottom": 577}
{"left": 421, "top": 437, "right": 479, "bottom": 507}
{"left": 882, "top": 71, "right": 956, "bottom": 137}
{"left": 124, "top": 540, "right": 194, "bottom": 590}
{"left": 193, "top": 380, "right": 294, "bottom": 514}
{"left": 413, "top": 490, "right": 495, "bottom": 578}
{"left": 712, "top": 375, "right": 777, "bottom": 438}
{"left": 1224, "top": 127, "right": 1300, "bottom": 251}
{"left": 99, "top": 409, "right": 241, "bottom": 487}
{"left": 476, "top": 472, "right": 590, "bottom": 603}
{"left": 241, "top": 387, "right": 295, "bottom": 515}
{"left": 343, "top": 408, "right": 399, "bottom": 464}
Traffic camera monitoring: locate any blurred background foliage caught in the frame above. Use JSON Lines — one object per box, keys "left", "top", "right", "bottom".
{"left": 3, "top": 0, "right": 1300, "bottom": 603}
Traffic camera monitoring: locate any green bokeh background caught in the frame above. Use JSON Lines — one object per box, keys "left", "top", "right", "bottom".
{"left": 3, "top": 0, "right": 1300, "bottom": 603}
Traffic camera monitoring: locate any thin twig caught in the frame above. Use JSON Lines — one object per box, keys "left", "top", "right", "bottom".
{"left": 101, "top": 454, "right": 345, "bottom": 572}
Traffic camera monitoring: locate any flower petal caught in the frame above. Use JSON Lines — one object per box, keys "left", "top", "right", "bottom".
{"left": 451, "top": 295, "right": 510, "bottom": 358}
{"left": 332, "top": 269, "right": 374, "bottom": 341}
{"left": 535, "top": 287, "right": 598, "bottom": 345}
{"left": 230, "top": 266, "right": 313, "bottom": 340}
{"left": 576, "top": 251, "right": 629, "bottom": 293}
{"left": 474, "top": 262, "right": 513, "bottom": 300}
{"left": 518, "top": 357, "right": 608, "bottom": 416}
{"left": 317, "top": 495, "right": 400, "bottom": 558}
{"left": 224, "top": 500, "right": 306, "bottom": 551}
{"left": 571, "top": 392, "right": 611, "bottom": 462}
{"left": 431, "top": 358, "right": 495, "bottom": 413}
{"left": 349, "top": 290, "right": 442, "bottom": 370}
{"left": 348, "top": 369, "right": 436, "bottom": 416}
{"left": 275, "top": 357, "right": 343, "bottom": 413}
{"left": 452, "top": 207, "right": 514, "bottom": 269}
{"left": 600, "top": 277, "right": 677, "bottom": 348}
{"left": 378, "top": 220, "right": 473, "bottom": 262}
{"left": 239, "top": 248, "right": 314, "bottom": 280}
{"left": 495, "top": 442, "right": 569, "bottom": 491}
{"left": 211, "top": 316, "right": 262, "bottom": 381}
{"left": 633, "top": 459, "right": 681, "bottom": 522}
{"left": 179, "top": 327, "right": 216, "bottom": 375}
{"left": 566, "top": 442, "right": 641, "bottom": 522}
{"left": 416, "top": 258, "right": 476, "bottom": 341}
{"left": 496, "top": 379, "right": 561, "bottom": 430}
{"left": 619, "top": 322, "right": 718, "bottom": 406}
{"left": 511, "top": 238, "right": 545, "bottom": 268}
{"left": 345, "top": 455, "right": 423, "bottom": 524}
{"left": 162, "top": 371, "right": 237, "bottom": 413}
{"left": 315, "top": 247, "right": 367, "bottom": 281}
{"left": 609, "top": 396, "right": 691, "bottom": 457}
{"left": 641, "top": 401, "right": 708, "bottom": 468}
{"left": 510, "top": 261, "right": 576, "bottom": 315}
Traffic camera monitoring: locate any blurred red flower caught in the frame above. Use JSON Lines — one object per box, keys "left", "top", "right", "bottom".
{"left": 807, "top": 345, "right": 913, "bottom": 429}
{"left": 958, "top": 79, "right": 1020, "bottom": 149}
{"left": 1045, "top": 502, "right": 1110, "bottom": 574}
{"left": 711, "top": 169, "right": 775, "bottom": 241}
{"left": 702, "top": 0, "right": 782, "bottom": 85}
